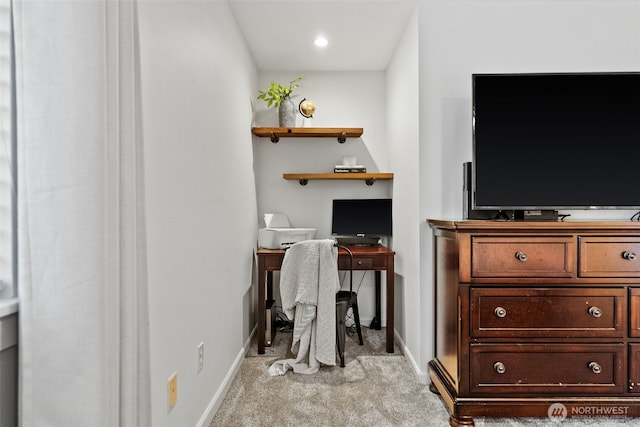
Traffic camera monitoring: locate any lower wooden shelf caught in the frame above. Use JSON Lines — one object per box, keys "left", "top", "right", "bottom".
{"left": 283, "top": 172, "right": 393, "bottom": 186}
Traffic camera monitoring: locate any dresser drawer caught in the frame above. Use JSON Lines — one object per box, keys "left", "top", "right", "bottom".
{"left": 579, "top": 237, "right": 640, "bottom": 278}
{"left": 471, "top": 237, "right": 574, "bottom": 278}
{"left": 470, "top": 343, "right": 625, "bottom": 394}
{"left": 470, "top": 287, "right": 625, "bottom": 338}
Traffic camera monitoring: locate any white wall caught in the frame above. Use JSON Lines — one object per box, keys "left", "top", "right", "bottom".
{"left": 137, "top": 1, "right": 258, "bottom": 426}
{"left": 418, "top": 0, "right": 640, "bottom": 365}
{"left": 385, "top": 8, "right": 423, "bottom": 378}
{"left": 253, "top": 71, "right": 392, "bottom": 326}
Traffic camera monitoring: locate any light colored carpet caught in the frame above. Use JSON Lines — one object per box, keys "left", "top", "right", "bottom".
{"left": 211, "top": 327, "right": 638, "bottom": 426}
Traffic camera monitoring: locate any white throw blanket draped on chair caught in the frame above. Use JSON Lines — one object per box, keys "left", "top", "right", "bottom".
{"left": 268, "top": 239, "right": 340, "bottom": 375}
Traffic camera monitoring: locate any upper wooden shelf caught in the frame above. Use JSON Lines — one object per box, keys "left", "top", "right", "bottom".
{"left": 251, "top": 127, "right": 363, "bottom": 143}
{"left": 283, "top": 172, "right": 393, "bottom": 186}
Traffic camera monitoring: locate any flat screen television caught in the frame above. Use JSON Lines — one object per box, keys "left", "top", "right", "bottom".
{"left": 472, "top": 72, "right": 640, "bottom": 216}
{"left": 331, "top": 198, "right": 392, "bottom": 239}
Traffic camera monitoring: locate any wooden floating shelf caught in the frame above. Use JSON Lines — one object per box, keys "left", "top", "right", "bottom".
{"left": 283, "top": 172, "right": 393, "bottom": 186}
{"left": 251, "top": 127, "right": 363, "bottom": 143}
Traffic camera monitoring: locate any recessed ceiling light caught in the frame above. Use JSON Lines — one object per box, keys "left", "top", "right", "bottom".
{"left": 314, "top": 37, "right": 328, "bottom": 48}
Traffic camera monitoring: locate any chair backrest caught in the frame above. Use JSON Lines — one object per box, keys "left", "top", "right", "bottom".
{"left": 336, "top": 244, "right": 353, "bottom": 293}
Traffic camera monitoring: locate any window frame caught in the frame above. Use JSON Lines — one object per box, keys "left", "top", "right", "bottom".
{"left": 0, "top": 0, "right": 17, "bottom": 300}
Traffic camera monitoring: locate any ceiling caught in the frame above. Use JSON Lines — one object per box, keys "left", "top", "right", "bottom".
{"left": 228, "top": 0, "right": 417, "bottom": 71}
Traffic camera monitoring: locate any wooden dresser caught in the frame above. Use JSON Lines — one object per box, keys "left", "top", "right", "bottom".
{"left": 427, "top": 220, "right": 640, "bottom": 426}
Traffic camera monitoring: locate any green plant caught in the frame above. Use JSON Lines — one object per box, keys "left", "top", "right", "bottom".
{"left": 257, "top": 77, "right": 303, "bottom": 108}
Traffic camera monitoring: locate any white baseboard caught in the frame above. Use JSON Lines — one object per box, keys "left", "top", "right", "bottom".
{"left": 394, "top": 329, "right": 428, "bottom": 384}
{"left": 196, "top": 325, "right": 256, "bottom": 427}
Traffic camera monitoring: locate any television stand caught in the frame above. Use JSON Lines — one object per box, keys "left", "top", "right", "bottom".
{"left": 427, "top": 219, "right": 640, "bottom": 426}
{"left": 493, "top": 210, "right": 511, "bottom": 220}
{"left": 514, "top": 209, "right": 559, "bottom": 221}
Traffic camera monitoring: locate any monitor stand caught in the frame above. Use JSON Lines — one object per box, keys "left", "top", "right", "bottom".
{"left": 335, "top": 236, "right": 381, "bottom": 246}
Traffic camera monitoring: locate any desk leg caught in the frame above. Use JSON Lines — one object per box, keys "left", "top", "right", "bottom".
{"left": 266, "top": 271, "right": 273, "bottom": 302}
{"left": 386, "top": 254, "right": 395, "bottom": 353}
{"left": 370, "top": 272, "right": 382, "bottom": 330}
{"left": 257, "top": 258, "right": 266, "bottom": 354}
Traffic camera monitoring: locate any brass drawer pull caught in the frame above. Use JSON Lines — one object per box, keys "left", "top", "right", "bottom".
{"left": 493, "top": 362, "right": 506, "bottom": 374}
{"left": 515, "top": 252, "right": 528, "bottom": 262}
{"left": 494, "top": 307, "right": 507, "bottom": 318}
{"left": 588, "top": 361, "right": 602, "bottom": 374}
{"left": 588, "top": 306, "right": 602, "bottom": 318}
{"left": 622, "top": 251, "right": 637, "bottom": 261}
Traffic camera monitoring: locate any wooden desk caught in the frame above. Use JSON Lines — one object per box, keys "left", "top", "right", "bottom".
{"left": 256, "top": 244, "right": 395, "bottom": 354}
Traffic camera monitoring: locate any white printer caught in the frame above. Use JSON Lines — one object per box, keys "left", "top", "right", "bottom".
{"left": 258, "top": 213, "right": 316, "bottom": 249}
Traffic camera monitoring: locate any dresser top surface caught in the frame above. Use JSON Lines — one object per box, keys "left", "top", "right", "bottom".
{"left": 427, "top": 219, "right": 640, "bottom": 233}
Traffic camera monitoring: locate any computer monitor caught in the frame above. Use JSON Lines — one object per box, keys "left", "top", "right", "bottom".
{"left": 331, "top": 198, "right": 392, "bottom": 244}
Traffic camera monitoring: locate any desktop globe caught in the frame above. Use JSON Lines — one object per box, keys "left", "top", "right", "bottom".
{"left": 298, "top": 98, "right": 316, "bottom": 118}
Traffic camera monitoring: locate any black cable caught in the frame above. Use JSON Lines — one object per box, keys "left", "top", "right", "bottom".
{"left": 631, "top": 211, "right": 640, "bottom": 221}
{"left": 273, "top": 304, "right": 294, "bottom": 331}
{"left": 339, "top": 270, "right": 366, "bottom": 291}
{"left": 356, "top": 271, "right": 366, "bottom": 293}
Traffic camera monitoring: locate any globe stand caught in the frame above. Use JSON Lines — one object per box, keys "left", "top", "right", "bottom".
{"left": 298, "top": 98, "right": 316, "bottom": 128}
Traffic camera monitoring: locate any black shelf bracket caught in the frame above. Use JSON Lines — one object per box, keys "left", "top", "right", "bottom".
{"left": 296, "top": 178, "right": 378, "bottom": 186}
{"left": 270, "top": 132, "right": 279, "bottom": 143}
{"left": 338, "top": 132, "right": 347, "bottom": 144}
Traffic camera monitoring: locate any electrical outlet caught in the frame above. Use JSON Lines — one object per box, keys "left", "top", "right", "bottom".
{"left": 197, "top": 342, "right": 205, "bottom": 373}
{"left": 167, "top": 373, "right": 177, "bottom": 408}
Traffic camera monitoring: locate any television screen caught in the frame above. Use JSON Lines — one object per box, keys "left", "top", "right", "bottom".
{"left": 331, "top": 199, "right": 392, "bottom": 237}
{"left": 472, "top": 72, "right": 640, "bottom": 211}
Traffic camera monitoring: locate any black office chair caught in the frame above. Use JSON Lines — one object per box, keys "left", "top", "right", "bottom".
{"left": 335, "top": 245, "right": 364, "bottom": 367}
